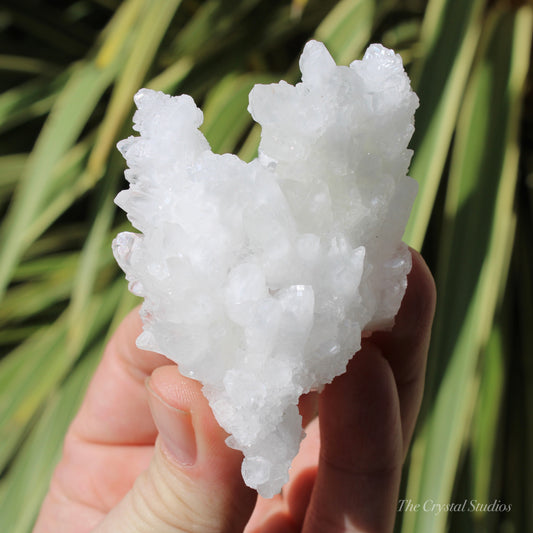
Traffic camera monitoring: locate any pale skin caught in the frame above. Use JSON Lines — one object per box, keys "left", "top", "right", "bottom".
{"left": 34, "top": 249, "right": 435, "bottom": 533}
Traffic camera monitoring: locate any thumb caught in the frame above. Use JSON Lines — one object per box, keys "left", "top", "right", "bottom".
{"left": 94, "top": 365, "right": 256, "bottom": 533}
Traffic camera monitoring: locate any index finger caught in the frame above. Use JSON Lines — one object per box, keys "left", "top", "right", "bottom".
{"left": 302, "top": 249, "right": 436, "bottom": 533}
{"left": 70, "top": 307, "right": 171, "bottom": 445}
{"left": 370, "top": 248, "right": 436, "bottom": 451}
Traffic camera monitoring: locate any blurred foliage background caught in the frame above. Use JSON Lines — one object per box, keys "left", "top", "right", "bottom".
{"left": 0, "top": 0, "right": 531, "bottom": 531}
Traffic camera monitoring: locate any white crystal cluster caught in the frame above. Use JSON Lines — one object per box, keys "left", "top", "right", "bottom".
{"left": 113, "top": 40, "right": 419, "bottom": 498}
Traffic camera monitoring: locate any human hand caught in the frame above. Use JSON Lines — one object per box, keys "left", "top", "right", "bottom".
{"left": 34, "top": 249, "right": 435, "bottom": 533}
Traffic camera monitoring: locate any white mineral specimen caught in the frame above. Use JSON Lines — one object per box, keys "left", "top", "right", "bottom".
{"left": 113, "top": 40, "right": 419, "bottom": 498}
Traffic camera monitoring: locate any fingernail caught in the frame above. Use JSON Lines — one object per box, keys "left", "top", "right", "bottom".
{"left": 146, "top": 377, "right": 197, "bottom": 466}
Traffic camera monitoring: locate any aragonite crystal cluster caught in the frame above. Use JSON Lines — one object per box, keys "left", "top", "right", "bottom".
{"left": 113, "top": 40, "right": 419, "bottom": 498}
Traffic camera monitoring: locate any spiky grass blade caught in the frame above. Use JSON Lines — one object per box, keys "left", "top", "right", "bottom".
{"left": 470, "top": 323, "right": 505, "bottom": 530}
{"left": 0, "top": 280, "right": 124, "bottom": 471}
{"left": 0, "top": 0, "right": 147, "bottom": 301}
{"left": 0, "top": 154, "right": 26, "bottom": 198}
{"left": 403, "top": 0, "right": 486, "bottom": 249}
{"left": 402, "top": 6, "right": 532, "bottom": 533}
{"left": 66, "top": 157, "right": 123, "bottom": 352}
{"left": 0, "top": 76, "right": 65, "bottom": 134}
{"left": 201, "top": 73, "right": 275, "bottom": 154}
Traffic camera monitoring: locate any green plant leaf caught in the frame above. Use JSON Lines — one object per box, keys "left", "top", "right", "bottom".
{"left": 0, "top": 154, "right": 26, "bottom": 198}
{"left": 0, "top": 280, "right": 124, "bottom": 472}
{"left": 201, "top": 73, "right": 275, "bottom": 154}
{"left": 403, "top": 0, "right": 487, "bottom": 250}
{"left": 403, "top": 6, "right": 532, "bottom": 533}
{"left": 66, "top": 156, "right": 122, "bottom": 353}
{"left": 470, "top": 324, "right": 504, "bottom": 525}
{"left": 0, "top": 76, "right": 65, "bottom": 134}
{"left": 0, "top": 0, "right": 146, "bottom": 302}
